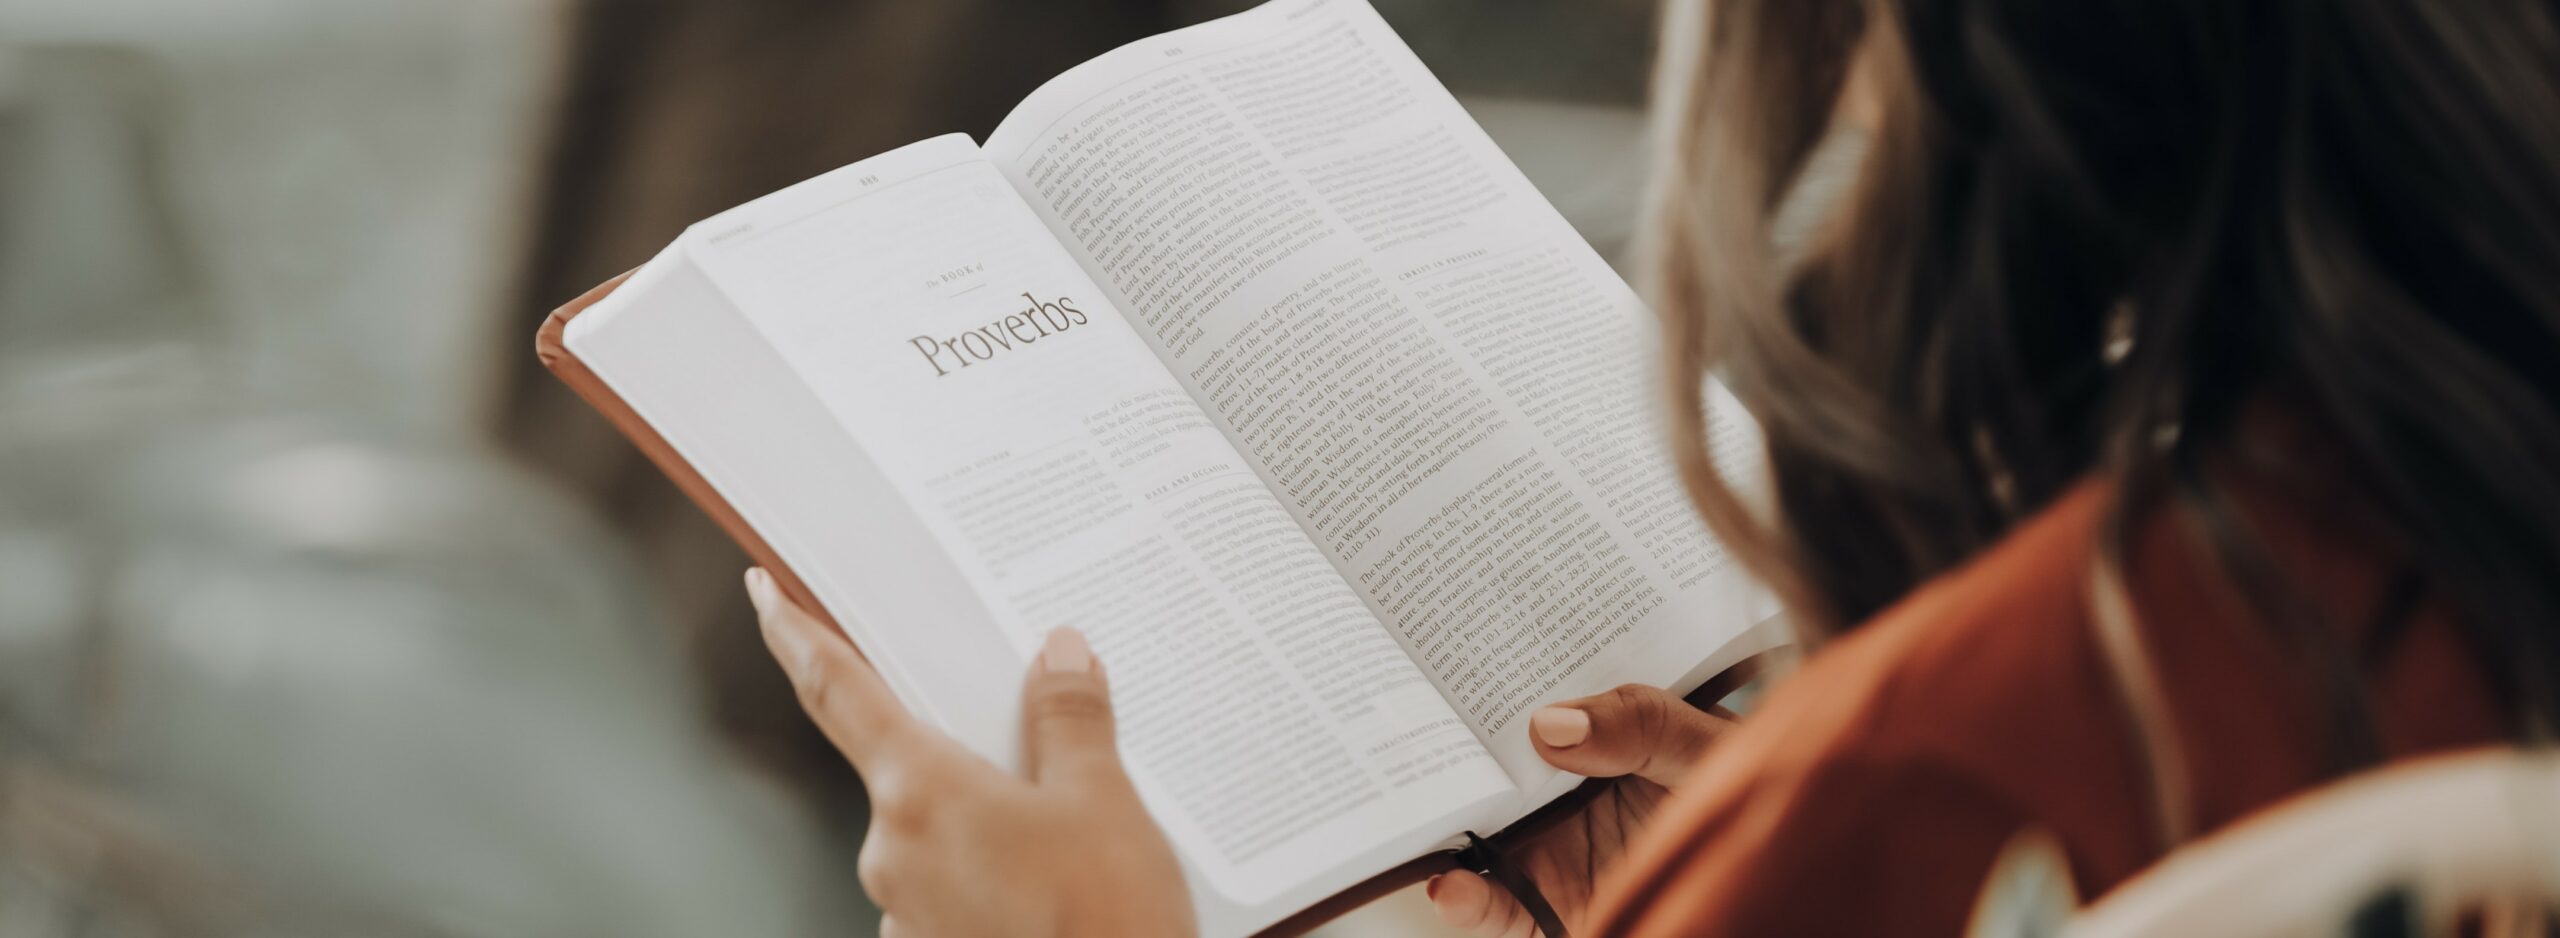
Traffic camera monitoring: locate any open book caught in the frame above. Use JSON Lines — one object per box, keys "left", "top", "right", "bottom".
{"left": 536, "top": 0, "right": 1783, "bottom": 933}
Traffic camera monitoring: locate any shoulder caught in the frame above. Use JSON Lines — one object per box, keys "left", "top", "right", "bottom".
{"left": 1586, "top": 482, "right": 2156, "bottom": 936}
{"left": 1738, "top": 480, "right": 2125, "bottom": 782}
{"left": 1804, "top": 480, "right": 2118, "bottom": 750}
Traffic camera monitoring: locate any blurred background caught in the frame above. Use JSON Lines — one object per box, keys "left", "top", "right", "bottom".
{"left": 0, "top": 1, "right": 1659, "bottom": 934}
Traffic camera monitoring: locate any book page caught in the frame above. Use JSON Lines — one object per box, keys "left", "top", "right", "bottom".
{"left": 985, "top": 0, "right": 1784, "bottom": 804}
{"left": 565, "top": 135, "right": 1510, "bottom": 927}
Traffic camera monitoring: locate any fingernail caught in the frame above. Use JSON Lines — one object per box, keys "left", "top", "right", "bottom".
{"left": 746, "top": 568, "right": 812, "bottom": 672}
{"left": 1531, "top": 707, "right": 1590, "bottom": 748}
{"left": 1041, "top": 628, "right": 1092, "bottom": 673}
{"left": 1425, "top": 874, "right": 1444, "bottom": 902}
{"left": 744, "top": 567, "right": 777, "bottom": 615}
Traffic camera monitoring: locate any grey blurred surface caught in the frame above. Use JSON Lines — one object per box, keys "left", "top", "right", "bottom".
{"left": 0, "top": 3, "right": 860, "bottom": 935}
{"left": 3, "top": 422, "right": 849, "bottom": 936}
{"left": 0, "top": 2, "right": 1664, "bottom": 936}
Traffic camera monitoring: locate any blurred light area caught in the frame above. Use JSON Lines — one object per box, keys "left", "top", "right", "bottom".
{"left": 0, "top": 0, "right": 558, "bottom": 438}
{"left": 66, "top": 422, "right": 842, "bottom": 936}
{"left": 0, "top": 0, "right": 860, "bottom": 934}
{"left": 214, "top": 442, "right": 415, "bottom": 554}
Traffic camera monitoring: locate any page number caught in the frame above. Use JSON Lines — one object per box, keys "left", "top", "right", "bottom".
{"left": 1163, "top": 46, "right": 1185, "bottom": 57}
{"left": 858, "top": 174, "right": 881, "bottom": 186}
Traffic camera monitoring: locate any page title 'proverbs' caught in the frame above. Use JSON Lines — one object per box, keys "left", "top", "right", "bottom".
{"left": 908, "top": 292, "right": 1091, "bottom": 377}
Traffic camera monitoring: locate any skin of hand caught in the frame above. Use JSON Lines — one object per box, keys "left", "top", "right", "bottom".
{"left": 745, "top": 568, "right": 1196, "bottom": 938}
{"left": 1427, "top": 686, "right": 1737, "bottom": 938}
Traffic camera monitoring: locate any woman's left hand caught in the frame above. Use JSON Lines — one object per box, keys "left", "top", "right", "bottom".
{"left": 747, "top": 568, "right": 1196, "bottom": 938}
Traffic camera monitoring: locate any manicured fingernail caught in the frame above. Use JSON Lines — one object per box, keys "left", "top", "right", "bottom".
{"left": 744, "top": 567, "right": 777, "bottom": 615}
{"left": 746, "top": 568, "right": 812, "bottom": 672}
{"left": 1532, "top": 707, "right": 1590, "bottom": 748}
{"left": 1041, "top": 628, "right": 1092, "bottom": 673}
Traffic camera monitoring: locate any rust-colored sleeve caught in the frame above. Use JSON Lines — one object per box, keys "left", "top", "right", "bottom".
{"left": 1580, "top": 484, "right": 2113, "bottom": 937}
{"left": 1581, "top": 459, "right": 2509, "bottom": 937}
{"left": 1584, "top": 710, "right": 2028, "bottom": 937}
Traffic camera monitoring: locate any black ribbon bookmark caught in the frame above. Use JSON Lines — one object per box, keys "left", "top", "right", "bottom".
{"left": 1457, "top": 831, "right": 1570, "bottom": 938}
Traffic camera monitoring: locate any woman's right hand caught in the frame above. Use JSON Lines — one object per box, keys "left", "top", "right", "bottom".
{"left": 1428, "top": 685, "right": 1735, "bottom": 937}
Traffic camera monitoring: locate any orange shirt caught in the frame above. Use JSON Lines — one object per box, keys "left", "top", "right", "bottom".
{"left": 1584, "top": 478, "right": 2506, "bottom": 936}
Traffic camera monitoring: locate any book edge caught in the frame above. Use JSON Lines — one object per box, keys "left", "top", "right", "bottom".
{"left": 533, "top": 269, "right": 848, "bottom": 637}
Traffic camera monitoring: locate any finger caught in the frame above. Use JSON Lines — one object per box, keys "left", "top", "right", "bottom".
{"left": 1529, "top": 684, "right": 1733, "bottom": 787}
{"left": 1019, "top": 628, "right": 1124, "bottom": 787}
{"left": 1429, "top": 872, "right": 1536, "bottom": 938}
{"left": 749, "top": 567, "right": 915, "bottom": 771}
{"left": 856, "top": 830, "right": 901, "bottom": 912}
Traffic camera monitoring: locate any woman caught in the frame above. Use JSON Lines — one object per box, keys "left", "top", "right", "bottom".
{"left": 745, "top": 0, "right": 2560, "bottom": 933}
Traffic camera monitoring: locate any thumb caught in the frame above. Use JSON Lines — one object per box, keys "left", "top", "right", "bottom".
{"left": 1528, "top": 684, "right": 1733, "bottom": 788}
{"left": 1019, "top": 628, "right": 1125, "bottom": 787}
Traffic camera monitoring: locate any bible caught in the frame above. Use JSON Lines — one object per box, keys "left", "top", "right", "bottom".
{"left": 534, "top": 0, "right": 1785, "bottom": 933}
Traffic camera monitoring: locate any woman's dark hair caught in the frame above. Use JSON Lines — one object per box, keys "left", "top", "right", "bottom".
{"left": 1645, "top": 0, "right": 2560, "bottom": 753}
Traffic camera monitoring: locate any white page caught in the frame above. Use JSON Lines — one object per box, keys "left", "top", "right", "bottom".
{"left": 567, "top": 135, "right": 1512, "bottom": 932}
{"left": 985, "top": 0, "right": 1785, "bottom": 810}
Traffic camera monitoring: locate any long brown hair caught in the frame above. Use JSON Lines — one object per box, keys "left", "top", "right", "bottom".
{"left": 1645, "top": 0, "right": 2560, "bottom": 747}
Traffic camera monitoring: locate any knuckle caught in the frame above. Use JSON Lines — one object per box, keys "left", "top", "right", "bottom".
{"left": 792, "top": 667, "right": 838, "bottom": 715}
{"left": 879, "top": 795, "right": 933, "bottom": 836}
{"left": 855, "top": 839, "right": 898, "bottom": 904}
{"left": 1606, "top": 684, "right": 1669, "bottom": 731}
{"left": 799, "top": 668, "right": 897, "bottom": 746}
{"left": 1027, "top": 685, "right": 1114, "bottom": 729}
{"left": 864, "top": 769, "right": 935, "bottom": 835}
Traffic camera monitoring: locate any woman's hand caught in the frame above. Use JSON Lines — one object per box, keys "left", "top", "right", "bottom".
{"left": 1428, "top": 686, "right": 1735, "bottom": 938}
{"left": 746, "top": 568, "right": 1195, "bottom": 938}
